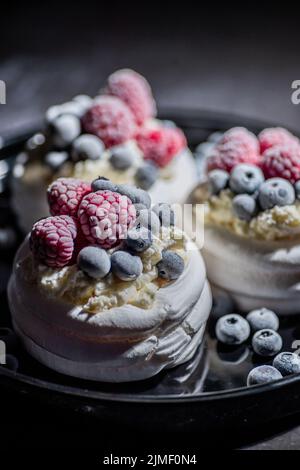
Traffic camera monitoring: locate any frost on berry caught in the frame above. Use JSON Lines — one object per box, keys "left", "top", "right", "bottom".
{"left": 261, "top": 144, "right": 300, "bottom": 183}
{"left": 30, "top": 215, "right": 77, "bottom": 267}
{"left": 48, "top": 178, "right": 91, "bottom": 217}
{"left": 81, "top": 96, "right": 136, "bottom": 148}
{"left": 78, "top": 190, "right": 136, "bottom": 248}
{"left": 106, "top": 69, "right": 156, "bottom": 125}
{"left": 259, "top": 127, "right": 299, "bottom": 154}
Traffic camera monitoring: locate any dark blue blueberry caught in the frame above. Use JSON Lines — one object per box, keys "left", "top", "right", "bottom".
{"left": 156, "top": 250, "right": 184, "bottom": 280}
{"left": 136, "top": 209, "right": 160, "bottom": 235}
{"left": 135, "top": 162, "right": 158, "bottom": 190}
{"left": 208, "top": 169, "right": 229, "bottom": 195}
{"left": 246, "top": 308, "right": 279, "bottom": 332}
{"left": 273, "top": 352, "right": 300, "bottom": 376}
{"left": 124, "top": 227, "right": 152, "bottom": 253}
{"left": 215, "top": 314, "right": 250, "bottom": 345}
{"left": 72, "top": 134, "right": 104, "bottom": 161}
{"left": 247, "top": 365, "right": 282, "bottom": 386}
{"left": 91, "top": 177, "right": 117, "bottom": 192}
{"left": 111, "top": 251, "right": 143, "bottom": 281}
{"left": 77, "top": 246, "right": 111, "bottom": 279}
{"left": 229, "top": 164, "right": 264, "bottom": 195}
{"left": 258, "top": 178, "right": 295, "bottom": 210}
{"left": 232, "top": 194, "right": 257, "bottom": 221}
{"left": 252, "top": 329, "right": 283, "bottom": 356}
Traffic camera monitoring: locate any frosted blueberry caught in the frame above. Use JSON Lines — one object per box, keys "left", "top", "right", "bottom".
{"left": 77, "top": 246, "right": 111, "bottom": 279}
{"left": 50, "top": 114, "right": 81, "bottom": 148}
{"left": 258, "top": 178, "right": 295, "bottom": 210}
{"left": 152, "top": 203, "right": 175, "bottom": 227}
{"left": 135, "top": 162, "right": 158, "bottom": 190}
{"left": 232, "top": 194, "right": 257, "bottom": 221}
{"left": 273, "top": 352, "right": 300, "bottom": 376}
{"left": 247, "top": 365, "right": 282, "bottom": 386}
{"left": 111, "top": 251, "right": 143, "bottom": 281}
{"left": 72, "top": 134, "right": 104, "bottom": 161}
{"left": 91, "top": 177, "right": 118, "bottom": 192}
{"left": 215, "top": 314, "right": 250, "bottom": 345}
{"left": 229, "top": 164, "right": 264, "bottom": 195}
{"left": 117, "top": 184, "right": 151, "bottom": 208}
{"left": 246, "top": 308, "right": 279, "bottom": 332}
{"left": 125, "top": 226, "right": 152, "bottom": 253}
{"left": 109, "top": 145, "right": 136, "bottom": 170}
{"left": 156, "top": 250, "right": 184, "bottom": 280}
{"left": 136, "top": 209, "right": 160, "bottom": 235}
{"left": 252, "top": 329, "right": 283, "bottom": 356}
{"left": 44, "top": 151, "right": 68, "bottom": 171}
{"left": 208, "top": 169, "right": 229, "bottom": 195}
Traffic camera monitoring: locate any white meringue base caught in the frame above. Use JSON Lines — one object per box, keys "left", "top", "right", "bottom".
{"left": 8, "top": 238, "right": 212, "bottom": 382}
{"left": 12, "top": 149, "right": 198, "bottom": 233}
{"left": 203, "top": 226, "right": 300, "bottom": 315}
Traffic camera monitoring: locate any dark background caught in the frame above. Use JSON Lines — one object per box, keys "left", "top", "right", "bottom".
{"left": 0, "top": 2, "right": 300, "bottom": 136}
{"left": 1, "top": 1, "right": 300, "bottom": 451}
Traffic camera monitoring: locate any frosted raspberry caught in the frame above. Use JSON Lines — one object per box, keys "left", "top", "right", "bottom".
{"left": 106, "top": 69, "right": 156, "bottom": 125}
{"left": 207, "top": 141, "right": 261, "bottom": 173}
{"left": 30, "top": 215, "right": 77, "bottom": 268}
{"left": 220, "top": 127, "right": 259, "bottom": 155}
{"left": 78, "top": 190, "right": 136, "bottom": 248}
{"left": 259, "top": 127, "right": 299, "bottom": 154}
{"left": 82, "top": 96, "right": 136, "bottom": 148}
{"left": 48, "top": 178, "right": 91, "bottom": 217}
{"left": 136, "top": 126, "right": 186, "bottom": 168}
{"left": 261, "top": 144, "right": 300, "bottom": 183}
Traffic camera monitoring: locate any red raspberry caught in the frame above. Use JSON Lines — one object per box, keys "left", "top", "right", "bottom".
{"left": 106, "top": 69, "right": 156, "bottom": 125}
{"left": 261, "top": 144, "right": 300, "bottom": 183}
{"left": 82, "top": 96, "right": 136, "bottom": 148}
{"left": 207, "top": 127, "right": 260, "bottom": 173}
{"left": 259, "top": 127, "right": 299, "bottom": 154}
{"left": 136, "top": 126, "right": 187, "bottom": 168}
{"left": 220, "top": 127, "right": 259, "bottom": 154}
{"left": 48, "top": 178, "right": 91, "bottom": 218}
{"left": 78, "top": 190, "right": 136, "bottom": 248}
{"left": 30, "top": 215, "right": 77, "bottom": 268}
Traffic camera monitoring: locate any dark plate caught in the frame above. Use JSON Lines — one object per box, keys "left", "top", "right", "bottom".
{"left": 1, "top": 109, "right": 300, "bottom": 435}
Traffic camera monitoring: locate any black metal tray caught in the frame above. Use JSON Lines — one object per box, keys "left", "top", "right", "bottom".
{"left": 1, "top": 109, "right": 300, "bottom": 437}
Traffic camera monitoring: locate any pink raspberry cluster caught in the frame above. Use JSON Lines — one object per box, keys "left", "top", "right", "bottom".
{"left": 30, "top": 178, "right": 136, "bottom": 267}
{"left": 206, "top": 126, "right": 300, "bottom": 183}
{"left": 80, "top": 69, "right": 186, "bottom": 167}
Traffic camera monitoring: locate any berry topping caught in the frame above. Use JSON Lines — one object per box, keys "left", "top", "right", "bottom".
{"left": 152, "top": 203, "right": 175, "bottom": 227}
{"left": 77, "top": 246, "right": 111, "bottom": 279}
{"left": 229, "top": 163, "right": 264, "bottom": 195}
{"left": 44, "top": 151, "right": 68, "bottom": 171}
{"left": 111, "top": 250, "right": 143, "bottom": 281}
{"left": 136, "top": 126, "right": 186, "bottom": 168}
{"left": 252, "top": 329, "right": 283, "bottom": 357}
{"left": 156, "top": 250, "right": 184, "bottom": 280}
{"left": 124, "top": 226, "right": 152, "bottom": 253}
{"left": 258, "top": 177, "right": 295, "bottom": 210}
{"left": 77, "top": 190, "right": 136, "bottom": 248}
{"left": 117, "top": 184, "right": 151, "bottom": 208}
{"left": 247, "top": 365, "right": 282, "bottom": 386}
{"left": 259, "top": 127, "right": 299, "bottom": 154}
{"left": 273, "top": 352, "right": 300, "bottom": 377}
{"left": 81, "top": 96, "right": 136, "bottom": 148}
{"left": 246, "top": 308, "right": 279, "bottom": 332}
{"left": 207, "top": 127, "right": 260, "bottom": 173}
{"left": 71, "top": 134, "right": 104, "bottom": 162}
{"left": 50, "top": 114, "right": 81, "bottom": 148}
{"left": 106, "top": 69, "right": 156, "bottom": 125}
{"left": 261, "top": 144, "right": 300, "bottom": 183}
{"left": 135, "top": 162, "right": 158, "bottom": 190}
{"left": 91, "top": 177, "right": 118, "bottom": 193}
{"left": 232, "top": 194, "right": 257, "bottom": 221}
{"left": 215, "top": 314, "right": 250, "bottom": 345}
{"left": 135, "top": 209, "right": 160, "bottom": 235}
{"left": 30, "top": 215, "right": 77, "bottom": 268}
{"left": 207, "top": 169, "right": 229, "bottom": 195}
{"left": 48, "top": 178, "right": 91, "bottom": 218}
{"left": 109, "top": 144, "right": 137, "bottom": 170}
